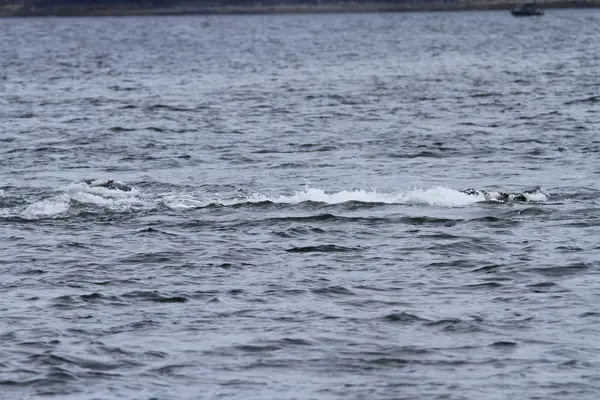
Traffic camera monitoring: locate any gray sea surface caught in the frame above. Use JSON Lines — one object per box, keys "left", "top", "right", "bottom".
{"left": 1, "top": 9, "right": 600, "bottom": 400}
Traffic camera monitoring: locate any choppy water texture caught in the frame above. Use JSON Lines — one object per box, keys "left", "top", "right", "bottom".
{"left": 1, "top": 9, "right": 600, "bottom": 400}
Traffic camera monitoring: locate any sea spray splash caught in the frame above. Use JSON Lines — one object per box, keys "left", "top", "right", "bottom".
{"left": 21, "top": 194, "right": 71, "bottom": 219}
{"left": 230, "top": 185, "right": 487, "bottom": 207}
{"left": 15, "top": 182, "right": 147, "bottom": 219}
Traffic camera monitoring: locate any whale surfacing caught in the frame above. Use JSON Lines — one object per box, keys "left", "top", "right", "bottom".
{"left": 84, "top": 179, "right": 132, "bottom": 192}
{"left": 460, "top": 188, "right": 532, "bottom": 202}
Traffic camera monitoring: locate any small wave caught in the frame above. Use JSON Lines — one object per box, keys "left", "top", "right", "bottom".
{"left": 286, "top": 245, "right": 363, "bottom": 253}
{"left": 311, "top": 285, "right": 355, "bottom": 296}
{"left": 490, "top": 341, "right": 518, "bottom": 348}
{"left": 108, "top": 85, "right": 138, "bottom": 92}
{"left": 386, "top": 150, "right": 444, "bottom": 159}
{"left": 273, "top": 226, "right": 327, "bottom": 238}
{"left": 528, "top": 262, "right": 589, "bottom": 277}
{"left": 119, "top": 252, "right": 180, "bottom": 265}
{"left": 147, "top": 104, "right": 202, "bottom": 112}
{"left": 267, "top": 214, "right": 362, "bottom": 223}
{"left": 383, "top": 312, "right": 430, "bottom": 324}
{"left": 565, "top": 95, "right": 600, "bottom": 105}
{"left": 109, "top": 127, "right": 137, "bottom": 132}
{"left": 470, "top": 92, "right": 501, "bottom": 98}
{"left": 136, "top": 227, "right": 178, "bottom": 237}
{"left": 119, "top": 290, "right": 188, "bottom": 304}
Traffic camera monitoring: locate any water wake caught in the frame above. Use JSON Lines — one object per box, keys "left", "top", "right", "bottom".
{"left": 164, "top": 185, "right": 548, "bottom": 209}
{"left": 1, "top": 182, "right": 549, "bottom": 220}
{"left": 15, "top": 182, "right": 144, "bottom": 219}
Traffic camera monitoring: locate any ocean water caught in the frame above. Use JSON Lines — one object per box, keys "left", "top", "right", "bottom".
{"left": 1, "top": 9, "right": 600, "bottom": 399}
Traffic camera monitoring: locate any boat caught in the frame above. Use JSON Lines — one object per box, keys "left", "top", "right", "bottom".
{"left": 510, "top": 3, "right": 544, "bottom": 16}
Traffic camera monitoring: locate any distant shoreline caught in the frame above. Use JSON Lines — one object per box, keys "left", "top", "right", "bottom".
{"left": 1, "top": 1, "right": 599, "bottom": 18}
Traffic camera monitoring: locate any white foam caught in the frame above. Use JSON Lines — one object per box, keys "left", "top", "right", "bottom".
{"left": 162, "top": 194, "right": 210, "bottom": 210}
{"left": 209, "top": 185, "right": 487, "bottom": 208}
{"left": 63, "top": 182, "right": 141, "bottom": 198}
{"left": 397, "top": 186, "right": 486, "bottom": 207}
{"left": 524, "top": 190, "right": 548, "bottom": 202}
{"left": 10, "top": 183, "right": 549, "bottom": 219}
{"left": 14, "top": 181, "right": 149, "bottom": 219}
{"left": 21, "top": 194, "right": 71, "bottom": 219}
{"left": 245, "top": 187, "right": 397, "bottom": 205}
{"left": 62, "top": 181, "right": 147, "bottom": 210}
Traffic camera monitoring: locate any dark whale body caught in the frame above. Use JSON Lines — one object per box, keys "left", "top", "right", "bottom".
{"left": 84, "top": 179, "right": 132, "bottom": 192}
{"left": 460, "top": 188, "right": 528, "bottom": 202}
